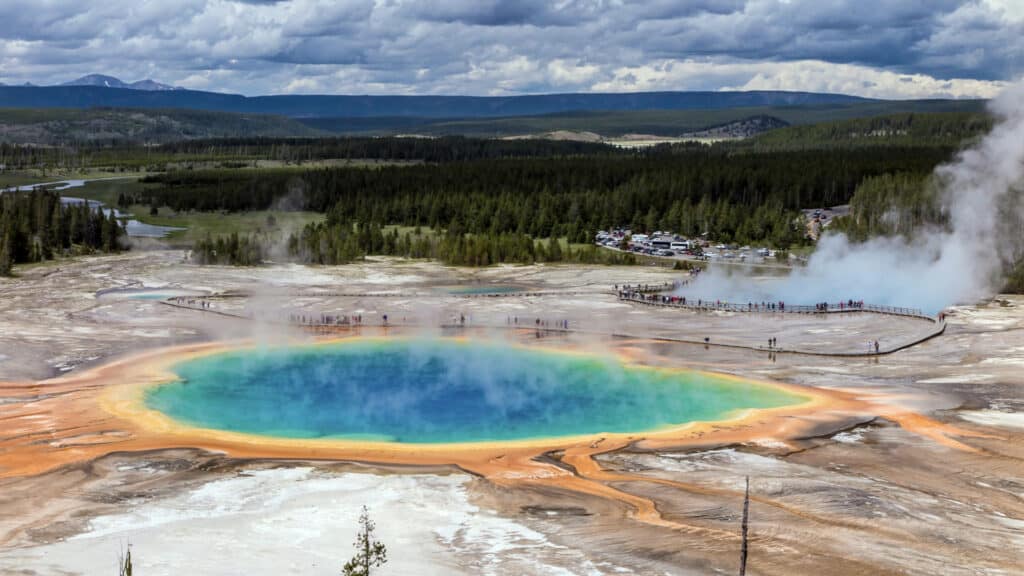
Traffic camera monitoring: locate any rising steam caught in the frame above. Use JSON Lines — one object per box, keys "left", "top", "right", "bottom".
{"left": 679, "top": 80, "right": 1024, "bottom": 314}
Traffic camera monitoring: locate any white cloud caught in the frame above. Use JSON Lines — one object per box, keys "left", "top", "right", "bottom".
{"left": 282, "top": 76, "right": 322, "bottom": 94}
{"left": 0, "top": 0, "right": 1020, "bottom": 96}
{"left": 983, "top": 0, "right": 1024, "bottom": 23}
{"left": 546, "top": 59, "right": 601, "bottom": 86}
{"left": 592, "top": 58, "right": 1008, "bottom": 99}
{"left": 733, "top": 60, "right": 1008, "bottom": 99}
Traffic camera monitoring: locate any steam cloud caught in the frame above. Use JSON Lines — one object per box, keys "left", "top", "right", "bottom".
{"left": 679, "top": 80, "right": 1024, "bottom": 314}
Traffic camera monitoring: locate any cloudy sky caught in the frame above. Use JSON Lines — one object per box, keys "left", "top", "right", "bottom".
{"left": 1, "top": 0, "right": 1021, "bottom": 98}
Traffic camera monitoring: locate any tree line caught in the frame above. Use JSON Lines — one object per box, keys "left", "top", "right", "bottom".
{"left": 0, "top": 135, "right": 618, "bottom": 171}
{"left": 0, "top": 189, "right": 124, "bottom": 275}
{"left": 193, "top": 220, "right": 638, "bottom": 268}
{"left": 286, "top": 219, "right": 637, "bottom": 267}
{"left": 155, "top": 135, "right": 617, "bottom": 163}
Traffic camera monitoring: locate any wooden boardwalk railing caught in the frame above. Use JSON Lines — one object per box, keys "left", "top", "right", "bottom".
{"left": 617, "top": 294, "right": 935, "bottom": 322}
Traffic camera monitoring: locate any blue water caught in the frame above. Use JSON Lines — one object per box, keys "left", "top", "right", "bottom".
{"left": 146, "top": 339, "right": 805, "bottom": 443}
{"left": 128, "top": 293, "right": 175, "bottom": 300}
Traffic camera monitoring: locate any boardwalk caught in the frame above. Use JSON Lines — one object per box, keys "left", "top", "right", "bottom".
{"left": 162, "top": 285, "right": 945, "bottom": 357}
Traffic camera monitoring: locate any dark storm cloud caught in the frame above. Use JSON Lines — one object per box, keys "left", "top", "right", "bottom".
{"left": 409, "top": 0, "right": 568, "bottom": 26}
{"left": 0, "top": 0, "right": 1018, "bottom": 97}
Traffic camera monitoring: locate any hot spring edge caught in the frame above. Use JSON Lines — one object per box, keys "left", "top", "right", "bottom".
{"left": 142, "top": 338, "right": 809, "bottom": 444}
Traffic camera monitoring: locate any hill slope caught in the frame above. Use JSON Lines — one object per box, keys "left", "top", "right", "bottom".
{"left": 60, "top": 74, "right": 180, "bottom": 91}
{"left": 0, "top": 108, "right": 324, "bottom": 144}
{"left": 301, "top": 99, "right": 988, "bottom": 137}
{"left": 0, "top": 85, "right": 872, "bottom": 118}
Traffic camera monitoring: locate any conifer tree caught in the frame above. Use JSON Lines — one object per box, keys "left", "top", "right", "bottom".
{"left": 342, "top": 506, "right": 387, "bottom": 576}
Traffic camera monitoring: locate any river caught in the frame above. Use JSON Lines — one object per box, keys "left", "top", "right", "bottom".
{"left": 6, "top": 178, "right": 185, "bottom": 238}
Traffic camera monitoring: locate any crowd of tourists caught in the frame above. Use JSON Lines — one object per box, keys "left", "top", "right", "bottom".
{"left": 504, "top": 316, "right": 571, "bottom": 329}
{"left": 815, "top": 300, "right": 865, "bottom": 311}
{"left": 288, "top": 313, "right": 364, "bottom": 326}
{"left": 618, "top": 290, "right": 793, "bottom": 312}
{"left": 618, "top": 290, "right": 883, "bottom": 315}
{"left": 171, "top": 296, "right": 211, "bottom": 309}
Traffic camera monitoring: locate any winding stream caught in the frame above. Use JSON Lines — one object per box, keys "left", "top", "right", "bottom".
{"left": 5, "top": 178, "right": 185, "bottom": 238}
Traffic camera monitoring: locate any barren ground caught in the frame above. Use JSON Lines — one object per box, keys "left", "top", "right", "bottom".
{"left": 0, "top": 251, "right": 1021, "bottom": 575}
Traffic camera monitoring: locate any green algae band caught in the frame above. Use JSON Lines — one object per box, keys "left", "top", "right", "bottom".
{"left": 146, "top": 340, "right": 805, "bottom": 444}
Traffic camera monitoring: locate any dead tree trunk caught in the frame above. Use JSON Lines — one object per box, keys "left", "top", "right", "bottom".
{"left": 739, "top": 476, "right": 750, "bottom": 576}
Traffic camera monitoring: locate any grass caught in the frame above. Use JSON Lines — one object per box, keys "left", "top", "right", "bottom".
{"left": 0, "top": 170, "right": 144, "bottom": 190}
{"left": 133, "top": 207, "right": 325, "bottom": 244}
{"left": 57, "top": 177, "right": 153, "bottom": 205}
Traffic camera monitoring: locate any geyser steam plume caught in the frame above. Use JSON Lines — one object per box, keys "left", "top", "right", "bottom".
{"left": 680, "top": 80, "right": 1024, "bottom": 314}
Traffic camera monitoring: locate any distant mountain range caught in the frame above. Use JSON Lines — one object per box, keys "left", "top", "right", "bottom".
{"left": 0, "top": 75, "right": 990, "bottom": 143}
{"left": 59, "top": 74, "right": 181, "bottom": 91}
{"left": 0, "top": 80, "right": 880, "bottom": 119}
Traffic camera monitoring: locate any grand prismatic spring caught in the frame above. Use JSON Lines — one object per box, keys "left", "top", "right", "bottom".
{"left": 146, "top": 339, "right": 806, "bottom": 444}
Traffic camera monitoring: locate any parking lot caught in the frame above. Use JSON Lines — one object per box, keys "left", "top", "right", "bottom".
{"left": 594, "top": 229, "right": 787, "bottom": 266}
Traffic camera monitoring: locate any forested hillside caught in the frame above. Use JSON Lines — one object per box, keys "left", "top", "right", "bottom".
{"left": 748, "top": 112, "right": 992, "bottom": 150}
{"left": 828, "top": 170, "right": 1024, "bottom": 293}
{"left": 829, "top": 174, "right": 944, "bottom": 240}
{"left": 0, "top": 108, "right": 323, "bottom": 145}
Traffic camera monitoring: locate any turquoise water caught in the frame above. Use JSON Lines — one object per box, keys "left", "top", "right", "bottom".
{"left": 128, "top": 293, "right": 176, "bottom": 300}
{"left": 146, "top": 340, "right": 805, "bottom": 444}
